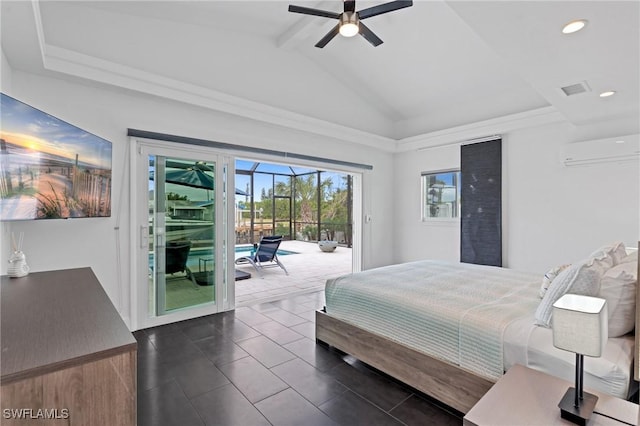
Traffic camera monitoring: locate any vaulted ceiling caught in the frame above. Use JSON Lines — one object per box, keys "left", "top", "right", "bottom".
{"left": 1, "top": 1, "right": 638, "bottom": 150}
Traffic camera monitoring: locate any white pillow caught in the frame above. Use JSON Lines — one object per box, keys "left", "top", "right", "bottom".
{"left": 539, "top": 264, "right": 570, "bottom": 298}
{"left": 590, "top": 241, "right": 627, "bottom": 266}
{"left": 599, "top": 261, "right": 637, "bottom": 337}
{"left": 534, "top": 261, "right": 603, "bottom": 327}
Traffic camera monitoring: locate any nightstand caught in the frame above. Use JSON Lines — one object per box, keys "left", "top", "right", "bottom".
{"left": 464, "top": 364, "right": 638, "bottom": 426}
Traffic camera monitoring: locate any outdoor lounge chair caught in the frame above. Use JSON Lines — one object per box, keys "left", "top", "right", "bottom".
{"left": 235, "top": 235, "right": 289, "bottom": 277}
{"left": 166, "top": 240, "right": 199, "bottom": 288}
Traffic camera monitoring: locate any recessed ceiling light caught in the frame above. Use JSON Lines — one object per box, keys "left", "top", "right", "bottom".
{"left": 562, "top": 19, "right": 588, "bottom": 34}
{"left": 599, "top": 91, "right": 616, "bottom": 98}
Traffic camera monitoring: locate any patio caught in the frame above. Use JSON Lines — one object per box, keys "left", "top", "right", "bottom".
{"left": 235, "top": 240, "right": 352, "bottom": 306}
{"left": 158, "top": 240, "right": 352, "bottom": 311}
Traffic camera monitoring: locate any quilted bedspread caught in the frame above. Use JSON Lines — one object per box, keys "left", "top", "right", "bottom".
{"left": 325, "top": 260, "right": 541, "bottom": 380}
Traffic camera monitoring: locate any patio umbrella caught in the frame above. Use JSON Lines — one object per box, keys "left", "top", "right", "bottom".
{"left": 150, "top": 168, "right": 248, "bottom": 195}
{"left": 165, "top": 168, "right": 213, "bottom": 190}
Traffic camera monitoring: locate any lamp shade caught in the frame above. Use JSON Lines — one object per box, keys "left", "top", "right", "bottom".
{"left": 552, "top": 294, "right": 608, "bottom": 357}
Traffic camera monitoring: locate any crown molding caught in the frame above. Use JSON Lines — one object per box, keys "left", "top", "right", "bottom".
{"left": 28, "top": 1, "right": 570, "bottom": 156}
{"left": 395, "top": 106, "right": 567, "bottom": 152}
{"left": 30, "top": 1, "right": 396, "bottom": 153}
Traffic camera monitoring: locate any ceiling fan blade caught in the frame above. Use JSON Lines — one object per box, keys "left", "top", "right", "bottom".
{"left": 359, "top": 22, "right": 383, "bottom": 47}
{"left": 344, "top": 0, "right": 356, "bottom": 13}
{"left": 315, "top": 23, "right": 341, "bottom": 48}
{"left": 358, "top": 0, "right": 413, "bottom": 20}
{"left": 288, "top": 5, "right": 341, "bottom": 20}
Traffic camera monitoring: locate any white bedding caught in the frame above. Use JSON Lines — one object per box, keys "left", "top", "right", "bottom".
{"left": 325, "top": 259, "right": 634, "bottom": 398}
{"left": 325, "top": 260, "right": 541, "bottom": 380}
{"left": 504, "top": 315, "right": 634, "bottom": 399}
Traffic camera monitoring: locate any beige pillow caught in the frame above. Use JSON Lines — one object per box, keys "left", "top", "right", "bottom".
{"left": 590, "top": 242, "right": 627, "bottom": 266}
{"left": 619, "top": 250, "right": 638, "bottom": 265}
{"left": 599, "top": 261, "right": 637, "bottom": 337}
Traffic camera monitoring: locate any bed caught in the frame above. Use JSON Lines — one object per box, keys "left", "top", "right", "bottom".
{"left": 315, "top": 243, "right": 638, "bottom": 414}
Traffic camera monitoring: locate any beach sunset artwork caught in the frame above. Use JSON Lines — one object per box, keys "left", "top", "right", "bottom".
{"left": 0, "top": 93, "right": 112, "bottom": 220}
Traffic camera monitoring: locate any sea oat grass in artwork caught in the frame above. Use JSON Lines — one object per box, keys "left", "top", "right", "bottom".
{"left": 36, "top": 183, "right": 64, "bottom": 218}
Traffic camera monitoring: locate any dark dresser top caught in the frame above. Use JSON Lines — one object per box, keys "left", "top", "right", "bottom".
{"left": 1, "top": 267, "right": 136, "bottom": 384}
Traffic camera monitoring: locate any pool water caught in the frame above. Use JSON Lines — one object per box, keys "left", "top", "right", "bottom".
{"left": 234, "top": 245, "right": 297, "bottom": 258}
{"left": 150, "top": 245, "right": 297, "bottom": 272}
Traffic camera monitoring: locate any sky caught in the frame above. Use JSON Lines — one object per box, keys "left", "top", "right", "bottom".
{"left": 0, "top": 93, "right": 112, "bottom": 169}
{"left": 236, "top": 160, "right": 348, "bottom": 203}
{"left": 149, "top": 158, "right": 348, "bottom": 204}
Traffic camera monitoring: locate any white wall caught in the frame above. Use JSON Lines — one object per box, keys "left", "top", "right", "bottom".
{"left": 1, "top": 47, "right": 13, "bottom": 269}
{"left": 504, "top": 123, "right": 638, "bottom": 271}
{"left": 3, "top": 70, "right": 395, "bottom": 327}
{"left": 393, "top": 121, "right": 639, "bottom": 273}
{"left": 393, "top": 144, "right": 461, "bottom": 263}
{"left": 1, "top": 48, "right": 12, "bottom": 92}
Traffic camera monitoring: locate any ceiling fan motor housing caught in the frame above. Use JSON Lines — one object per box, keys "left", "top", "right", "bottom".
{"left": 340, "top": 12, "right": 359, "bottom": 37}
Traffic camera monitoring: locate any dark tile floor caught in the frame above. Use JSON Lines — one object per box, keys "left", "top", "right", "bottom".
{"left": 135, "top": 291, "right": 462, "bottom": 426}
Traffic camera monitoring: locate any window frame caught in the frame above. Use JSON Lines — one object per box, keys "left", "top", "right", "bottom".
{"left": 421, "top": 169, "right": 461, "bottom": 222}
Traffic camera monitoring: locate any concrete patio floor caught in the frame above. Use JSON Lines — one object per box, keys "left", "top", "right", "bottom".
{"left": 234, "top": 240, "right": 352, "bottom": 307}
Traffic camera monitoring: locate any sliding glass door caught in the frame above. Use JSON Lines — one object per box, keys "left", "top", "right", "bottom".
{"left": 133, "top": 142, "right": 234, "bottom": 329}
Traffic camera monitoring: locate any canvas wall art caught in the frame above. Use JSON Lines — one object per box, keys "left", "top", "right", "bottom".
{"left": 0, "top": 93, "right": 112, "bottom": 220}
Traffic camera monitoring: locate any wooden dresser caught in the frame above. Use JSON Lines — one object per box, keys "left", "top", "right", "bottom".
{"left": 1, "top": 268, "right": 137, "bottom": 425}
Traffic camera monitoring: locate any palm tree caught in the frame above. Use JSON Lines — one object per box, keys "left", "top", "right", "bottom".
{"left": 320, "top": 175, "right": 350, "bottom": 241}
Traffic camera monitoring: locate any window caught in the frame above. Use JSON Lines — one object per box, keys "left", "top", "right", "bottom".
{"left": 422, "top": 170, "right": 461, "bottom": 220}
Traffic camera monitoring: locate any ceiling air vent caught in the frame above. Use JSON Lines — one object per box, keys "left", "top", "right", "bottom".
{"left": 560, "top": 81, "right": 591, "bottom": 96}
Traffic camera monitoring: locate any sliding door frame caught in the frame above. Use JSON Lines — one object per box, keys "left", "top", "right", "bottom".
{"left": 130, "top": 138, "right": 235, "bottom": 331}
{"left": 130, "top": 136, "right": 363, "bottom": 330}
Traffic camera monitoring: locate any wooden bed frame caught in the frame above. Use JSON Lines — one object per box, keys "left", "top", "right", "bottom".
{"left": 316, "top": 241, "right": 640, "bottom": 414}
{"left": 316, "top": 309, "right": 493, "bottom": 413}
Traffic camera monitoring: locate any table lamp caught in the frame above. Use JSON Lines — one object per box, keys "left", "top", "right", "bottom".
{"left": 552, "top": 294, "right": 608, "bottom": 426}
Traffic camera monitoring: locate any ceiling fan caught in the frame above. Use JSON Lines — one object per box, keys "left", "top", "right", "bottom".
{"left": 288, "top": 0, "right": 413, "bottom": 48}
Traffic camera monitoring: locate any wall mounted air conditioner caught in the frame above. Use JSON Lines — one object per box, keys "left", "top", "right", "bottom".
{"left": 561, "top": 134, "right": 640, "bottom": 167}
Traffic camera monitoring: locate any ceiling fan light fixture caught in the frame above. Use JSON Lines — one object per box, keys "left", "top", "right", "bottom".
{"left": 339, "top": 12, "right": 359, "bottom": 37}
{"left": 562, "top": 19, "right": 587, "bottom": 34}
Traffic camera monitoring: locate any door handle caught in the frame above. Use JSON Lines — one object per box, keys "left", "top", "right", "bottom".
{"left": 156, "top": 227, "right": 165, "bottom": 248}
{"left": 140, "top": 225, "right": 148, "bottom": 249}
